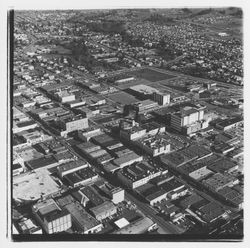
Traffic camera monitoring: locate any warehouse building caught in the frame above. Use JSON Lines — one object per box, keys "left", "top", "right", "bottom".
{"left": 217, "top": 186, "right": 243, "bottom": 209}
{"left": 64, "top": 167, "right": 98, "bottom": 188}
{"left": 78, "top": 128, "right": 104, "bottom": 142}
{"left": 117, "top": 162, "right": 164, "bottom": 189}
{"left": 112, "top": 217, "right": 155, "bottom": 234}
{"left": 90, "top": 201, "right": 117, "bottom": 221}
{"left": 196, "top": 202, "right": 226, "bottom": 223}
{"left": 179, "top": 193, "right": 205, "bottom": 210}
{"left": 208, "top": 158, "right": 238, "bottom": 174}
{"left": 57, "top": 159, "right": 89, "bottom": 178}
{"left": 113, "top": 151, "right": 143, "bottom": 169}
{"left": 202, "top": 173, "right": 239, "bottom": 192}
{"left": 216, "top": 116, "right": 243, "bottom": 131}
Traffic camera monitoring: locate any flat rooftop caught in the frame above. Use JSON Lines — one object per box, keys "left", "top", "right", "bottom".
{"left": 119, "top": 162, "right": 161, "bottom": 182}
{"left": 64, "top": 167, "right": 97, "bottom": 185}
{"left": 202, "top": 173, "right": 238, "bottom": 191}
{"left": 14, "top": 147, "right": 44, "bottom": 162}
{"left": 57, "top": 159, "right": 88, "bottom": 174}
{"left": 13, "top": 170, "right": 60, "bottom": 203}
{"left": 113, "top": 152, "right": 142, "bottom": 166}
{"left": 130, "top": 84, "right": 159, "bottom": 95}
{"left": 217, "top": 116, "right": 243, "bottom": 128}
{"left": 26, "top": 155, "right": 58, "bottom": 170}
{"left": 208, "top": 158, "right": 237, "bottom": 173}
{"left": 113, "top": 217, "right": 153, "bottom": 234}
{"left": 90, "top": 201, "right": 116, "bottom": 216}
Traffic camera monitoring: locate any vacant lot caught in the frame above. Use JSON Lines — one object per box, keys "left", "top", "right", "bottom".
{"left": 130, "top": 68, "right": 176, "bottom": 82}
{"left": 108, "top": 91, "right": 139, "bottom": 105}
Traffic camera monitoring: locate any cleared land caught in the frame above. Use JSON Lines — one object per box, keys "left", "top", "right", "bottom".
{"left": 130, "top": 68, "right": 176, "bottom": 82}
{"left": 108, "top": 91, "right": 139, "bottom": 105}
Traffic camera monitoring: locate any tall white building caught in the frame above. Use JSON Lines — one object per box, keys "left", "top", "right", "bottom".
{"left": 153, "top": 92, "right": 170, "bottom": 105}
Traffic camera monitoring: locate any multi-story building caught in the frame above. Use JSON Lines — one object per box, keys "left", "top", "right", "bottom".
{"left": 55, "top": 90, "right": 76, "bottom": 103}
{"left": 132, "top": 100, "right": 158, "bottom": 113}
{"left": 32, "top": 199, "right": 72, "bottom": 234}
{"left": 56, "top": 195, "right": 103, "bottom": 234}
{"left": 119, "top": 119, "right": 147, "bottom": 141}
{"left": 55, "top": 115, "right": 89, "bottom": 136}
{"left": 134, "top": 134, "right": 171, "bottom": 157}
{"left": 153, "top": 92, "right": 170, "bottom": 105}
{"left": 170, "top": 104, "right": 207, "bottom": 135}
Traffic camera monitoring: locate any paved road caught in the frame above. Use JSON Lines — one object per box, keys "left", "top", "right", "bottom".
{"left": 125, "top": 191, "right": 184, "bottom": 234}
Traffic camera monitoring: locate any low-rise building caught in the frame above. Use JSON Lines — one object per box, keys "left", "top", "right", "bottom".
{"left": 217, "top": 186, "right": 243, "bottom": 209}
{"left": 202, "top": 173, "right": 239, "bottom": 192}
{"left": 113, "top": 217, "right": 154, "bottom": 234}
{"left": 57, "top": 160, "right": 89, "bottom": 178}
{"left": 113, "top": 151, "right": 143, "bottom": 169}
{"left": 13, "top": 120, "right": 38, "bottom": 134}
{"left": 17, "top": 218, "right": 42, "bottom": 234}
{"left": 208, "top": 158, "right": 238, "bottom": 174}
{"left": 13, "top": 163, "right": 24, "bottom": 176}
{"left": 90, "top": 201, "right": 117, "bottom": 221}
{"left": 117, "top": 162, "right": 164, "bottom": 189}
{"left": 78, "top": 128, "right": 104, "bottom": 142}
{"left": 115, "top": 77, "right": 135, "bottom": 84}
{"left": 196, "top": 202, "right": 226, "bottom": 223}
{"left": 216, "top": 116, "right": 243, "bottom": 131}
{"left": 64, "top": 167, "right": 98, "bottom": 188}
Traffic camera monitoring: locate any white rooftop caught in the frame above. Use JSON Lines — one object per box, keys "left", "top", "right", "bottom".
{"left": 114, "top": 217, "right": 130, "bottom": 229}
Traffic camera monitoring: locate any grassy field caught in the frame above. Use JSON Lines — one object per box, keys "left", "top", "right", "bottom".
{"left": 130, "top": 68, "right": 176, "bottom": 82}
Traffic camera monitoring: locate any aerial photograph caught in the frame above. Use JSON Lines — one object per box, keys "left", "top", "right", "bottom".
{"left": 11, "top": 7, "right": 243, "bottom": 241}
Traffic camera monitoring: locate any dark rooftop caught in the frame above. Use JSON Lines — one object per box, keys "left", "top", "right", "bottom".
{"left": 26, "top": 156, "right": 58, "bottom": 170}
